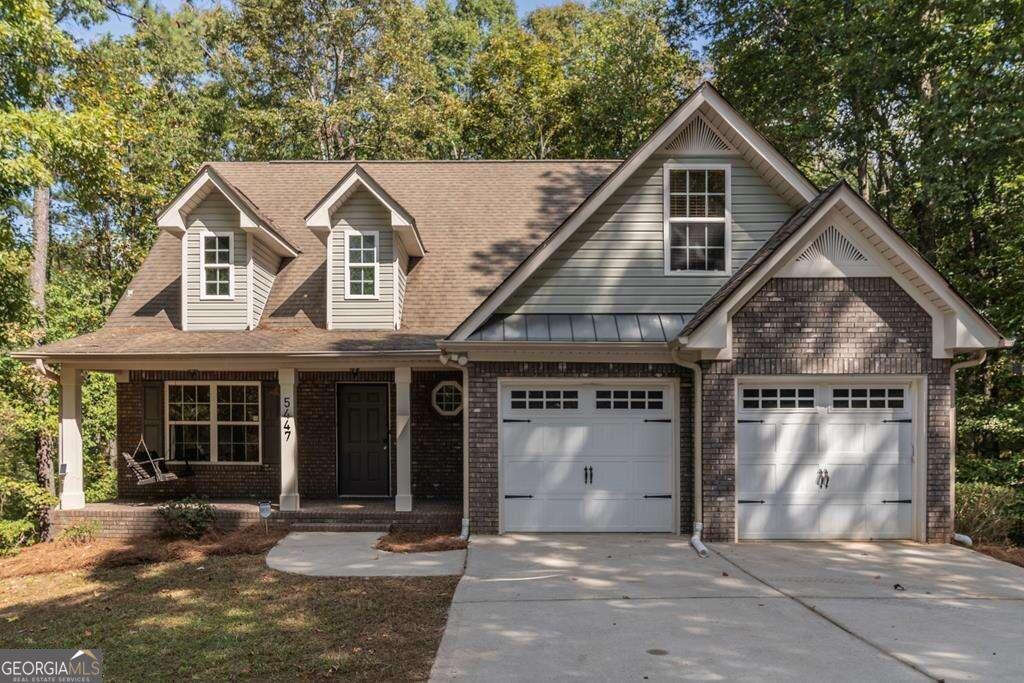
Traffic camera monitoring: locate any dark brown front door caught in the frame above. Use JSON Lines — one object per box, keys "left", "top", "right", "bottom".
{"left": 337, "top": 384, "right": 389, "bottom": 496}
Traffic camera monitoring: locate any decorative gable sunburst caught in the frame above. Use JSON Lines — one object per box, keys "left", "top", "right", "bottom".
{"left": 779, "top": 225, "right": 883, "bottom": 277}
{"left": 664, "top": 114, "right": 734, "bottom": 154}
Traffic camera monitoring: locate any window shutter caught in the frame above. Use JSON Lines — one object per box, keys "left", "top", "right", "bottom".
{"left": 143, "top": 382, "right": 164, "bottom": 458}
{"left": 262, "top": 381, "right": 280, "bottom": 465}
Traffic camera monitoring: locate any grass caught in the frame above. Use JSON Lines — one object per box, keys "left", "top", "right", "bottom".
{"left": 376, "top": 530, "right": 467, "bottom": 554}
{"left": 0, "top": 529, "right": 459, "bottom": 680}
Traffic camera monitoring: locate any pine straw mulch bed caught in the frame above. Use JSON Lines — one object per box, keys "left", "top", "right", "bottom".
{"left": 0, "top": 524, "right": 289, "bottom": 579}
{"left": 972, "top": 544, "right": 1024, "bottom": 569}
{"left": 375, "top": 530, "right": 467, "bottom": 553}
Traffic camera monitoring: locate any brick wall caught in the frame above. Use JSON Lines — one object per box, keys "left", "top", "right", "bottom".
{"left": 118, "top": 371, "right": 279, "bottom": 500}
{"left": 116, "top": 369, "right": 462, "bottom": 503}
{"left": 700, "top": 277, "right": 953, "bottom": 542}
{"left": 411, "top": 370, "right": 464, "bottom": 499}
{"left": 466, "top": 362, "right": 694, "bottom": 534}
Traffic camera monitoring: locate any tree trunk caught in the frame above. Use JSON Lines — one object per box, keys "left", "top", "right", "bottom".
{"left": 31, "top": 184, "right": 55, "bottom": 539}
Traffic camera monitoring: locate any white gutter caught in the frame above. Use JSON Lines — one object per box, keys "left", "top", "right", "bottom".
{"left": 672, "top": 347, "right": 707, "bottom": 558}
{"left": 949, "top": 350, "right": 987, "bottom": 545}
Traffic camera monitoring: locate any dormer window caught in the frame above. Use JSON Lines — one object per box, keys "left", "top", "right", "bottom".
{"left": 664, "top": 164, "right": 731, "bottom": 275}
{"left": 202, "top": 234, "right": 234, "bottom": 299}
{"left": 346, "top": 231, "right": 378, "bottom": 299}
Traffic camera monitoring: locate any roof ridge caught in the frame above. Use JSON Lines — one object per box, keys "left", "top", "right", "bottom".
{"left": 207, "top": 159, "right": 623, "bottom": 165}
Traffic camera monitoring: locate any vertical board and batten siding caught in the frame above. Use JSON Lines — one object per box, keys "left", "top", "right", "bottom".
{"left": 329, "top": 187, "right": 396, "bottom": 330}
{"left": 184, "top": 193, "right": 249, "bottom": 330}
{"left": 500, "top": 152, "right": 797, "bottom": 315}
{"left": 394, "top": 238, "right": 409, "bottom": 328}
{"left": 250, "top": 238, "right": 280, "bottom": 327}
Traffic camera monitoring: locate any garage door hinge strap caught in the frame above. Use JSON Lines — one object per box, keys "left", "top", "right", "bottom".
{"left": 644, "top": 494, "right": 672, "bottom": 499}
{"left": 737, "top": 419, "right": 764, "bottom": 424}
{"left": 504, "top": 494, "right": 533, "bottom": 499}
{"left": 644, "top": 418, "right": 671, "bottom": 423}
{"left": 881, "top": 499, "right": 912, "bottom": 504}
{"left": 882, "top": 418, "right": 912, "bottom": 423}
{"left": 503, "top": 419, "right": 531, "bottom": 423}
{"left": 738, "top": 499, "right": 766, "bottom": 504}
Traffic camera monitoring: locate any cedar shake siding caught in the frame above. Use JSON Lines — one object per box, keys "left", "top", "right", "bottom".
{"left": 116, "top": 369, "right": 463, "bottom": 502}
{"left": 466, "top": 362, "right": 694, "bottom": 535}
{"left": 699, "top": 277, "right": 953, "bottom": 543}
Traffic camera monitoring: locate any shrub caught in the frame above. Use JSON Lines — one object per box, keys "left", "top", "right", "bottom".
{"left": 955, "top": 482, "right": 1024, "bottom": 544}
{"left": 156, "top": 497, "right": 216, "bottom": 539}
{"left": 0, "top": 520, "right": 36, "bottom": 556}
{"left": 58, "top": 520, "right": 102, "bottom": 544}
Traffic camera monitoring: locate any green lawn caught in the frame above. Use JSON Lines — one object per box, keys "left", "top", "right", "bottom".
{"left": 0, "top": 554, "right": 457, "bottom": 681}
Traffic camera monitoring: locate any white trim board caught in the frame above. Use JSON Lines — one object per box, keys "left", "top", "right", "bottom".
{"left": 448, "top": 81, "right": 819, "bottom": 342}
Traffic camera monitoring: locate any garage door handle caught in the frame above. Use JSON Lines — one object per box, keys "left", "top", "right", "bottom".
{"left": 883, "top": 418, "right": 912, "bottom": 423}
{"left": 503, "top": 419, "right": 531, "bottom": 423}
{"left": 644, "top": 418, "right": 671, "bottom": 423}
{"left": 644, "top": 494, "right": 671, "bottom": 499}
{"left": 881, "top": 499, "right": 912, "bottom": 504}
{"left": 738, "top": 499, "right": 766, "bottom": 504}
{"left": 504, "top": 494, "right": 533, "bottom": 499}
{"left": 737, "top": 419, "right": 764, "bottom": 424}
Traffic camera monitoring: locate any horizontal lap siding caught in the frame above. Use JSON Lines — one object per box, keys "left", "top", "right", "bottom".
{"left": 185, "top": 194, "right": 249, "bottom": 330}
{"left": 329, "top": 188, "right": 395, "bottom": 330}
{"left": 395, "top": 239, "right": 408, "bottom": 328}
{"left": 501, "top": 153, "right": 796, "bottom": 315}
{"left": 250, "top": 238, "right": 280, "bottom": 327}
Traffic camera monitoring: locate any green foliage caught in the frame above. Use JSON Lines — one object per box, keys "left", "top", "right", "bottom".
{"left": 57, "top": 519, "right": 101, "bottom": 544}
{"left": 955, "top": 482, "right": 1024, "bottom": 544}
{"left": 157, "top": 497, "right": 216, "bottom": 539}
{"left": 0, "top": 475, "right": 55, "bottom": 551}
{"left": 0, "top": 519, "right": 35, "bottom": 556}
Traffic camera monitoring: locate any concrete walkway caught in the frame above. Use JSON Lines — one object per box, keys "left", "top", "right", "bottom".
{"left": 265, "top": 531, "right": 465, "bottom": 577}
{"left": 431, "top": 535, "right": 1024, "bottom": 681}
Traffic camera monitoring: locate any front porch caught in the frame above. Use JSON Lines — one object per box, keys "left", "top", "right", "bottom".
{"left": 53, "top": 498, "right": 463, "bottom": 539}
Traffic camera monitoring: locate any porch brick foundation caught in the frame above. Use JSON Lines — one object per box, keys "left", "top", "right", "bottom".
{"left": 700, "top": 277, "right": 953, "bottom": 543}
{"left": 466, "top": 362, "right": 694, "bottom": 535}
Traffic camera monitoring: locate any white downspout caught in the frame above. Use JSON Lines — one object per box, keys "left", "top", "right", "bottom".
{"left": 672, "top": 347, "right": 708, "bottom": 558}
{"left": 949, "top": 350, "right": 987, "bottom": 546}
{"left": 460, "top": 365, "right": 470, "bottom": 541}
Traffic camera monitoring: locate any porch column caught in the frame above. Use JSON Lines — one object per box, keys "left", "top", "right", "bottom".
{"left": 59, "top": 368, "right": 85, "bottom": 509}
{"left": 395, "top": 367, "right": 412, "bottom": 511}
{"left": 279, "top": 368, "right": 300, "bottom": 511}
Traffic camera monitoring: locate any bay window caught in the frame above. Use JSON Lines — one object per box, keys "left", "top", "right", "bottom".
{"left": 166, "top": 382, "right": 261, "bottom": 463}
{"left": 664, "top": 165, "right": 731, "bottom": 274}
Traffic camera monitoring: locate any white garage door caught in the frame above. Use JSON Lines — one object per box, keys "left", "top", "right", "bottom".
{"left": 737, "top": 382, "right": 915, "bottom": 540}
{"left": 500, "top": 382, "right": 675, "bottom": 532}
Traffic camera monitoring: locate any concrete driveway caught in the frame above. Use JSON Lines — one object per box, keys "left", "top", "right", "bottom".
{"left": 430, "top": 535, "right": 1024, "bottom": 681}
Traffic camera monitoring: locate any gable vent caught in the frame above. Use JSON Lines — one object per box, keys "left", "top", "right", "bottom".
{"left": 796, "top": 226, "right": 868, "bottom": 265}
{"left": 664, "top": 114, "right": 734, "bottom": 154}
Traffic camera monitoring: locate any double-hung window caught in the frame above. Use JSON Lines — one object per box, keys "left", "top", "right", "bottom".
{"left": 664, "top": 165, "right": 730, "bottom": 274}
{"left": 346, "top": 231, "right": 378, "bottom": 298}
{"left": 166, "top": 382, "right": 261, "bottom": 463}
{"left": 201, "top": 234, "right": 233, "bottom": 298}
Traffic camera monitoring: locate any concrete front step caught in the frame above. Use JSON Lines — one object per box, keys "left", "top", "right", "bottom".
{"left": 288, "top": 522, "right": 389, "bottom": 532}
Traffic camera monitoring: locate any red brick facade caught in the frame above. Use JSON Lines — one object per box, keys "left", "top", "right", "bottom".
{"left": 116, "top": 369, "right": 463, "bottom": 502}
{"left": 700, "top": 277, "right": 953, "bottom": 542}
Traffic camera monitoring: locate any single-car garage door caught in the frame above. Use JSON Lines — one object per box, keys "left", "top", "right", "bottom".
{"left": 737, "top": 381, "right": 915, "bottom": 540}
{"left": 500, "top": 382, "right": 676, "bottom": 532}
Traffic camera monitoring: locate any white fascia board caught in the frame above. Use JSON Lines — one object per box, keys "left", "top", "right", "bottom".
{"left": 306, "top": 167, "right": 424, "bottom": 257}
{"left": 158, "top": 169, "right": 298, "bottom": 258}
{"left": 448, "top": 82, "right": 820, "bottom": 342}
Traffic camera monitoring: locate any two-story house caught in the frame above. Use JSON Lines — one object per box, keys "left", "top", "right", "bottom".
{"left": 17, "top": 82, "right": 1009, "bottom": 543}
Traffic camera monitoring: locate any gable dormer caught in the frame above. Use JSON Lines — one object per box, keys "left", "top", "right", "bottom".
{"left": 157, "top": 166, "right": 299, "bottom": 331}
{"left": 305, "top": 165, "right": 424, "bottom": 330}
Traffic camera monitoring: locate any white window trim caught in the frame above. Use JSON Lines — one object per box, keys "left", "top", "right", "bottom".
{"left": 164, "top": 381, "right": 262, "bottom": 465}
{"left": 344, "top": 228, "right": 380, "bottom": 301}
{"left": 431, "top": 380, "right": 464, "bottom": 416}
{"left": 662, "top": 162, "right": 732, "bottom": 277}
{"left": 199, "top": 230, "right": 236, "bottom": 301}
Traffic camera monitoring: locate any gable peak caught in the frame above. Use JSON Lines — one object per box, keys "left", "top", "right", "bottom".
{"left": 664, "top": 113, "right": 734, "bottom": 154}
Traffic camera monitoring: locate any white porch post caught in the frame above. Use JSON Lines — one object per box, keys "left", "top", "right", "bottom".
{"left": 279, "top": 368, "right": 300, "bottom": 511}
{"left": 395, "top": 366, "right": 412, "bottom": 512}
{"left": 59, "top": 368, "right": 85, "bottom": 509}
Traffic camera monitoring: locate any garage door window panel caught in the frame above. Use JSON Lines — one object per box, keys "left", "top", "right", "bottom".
{"left": 509, "top": 389, "right": 579, "bottom": 411}
{"left": 595, "top": 389, "right": 664, "bottom": 410}
{"left": 832, "top": 387, "right": 905, "bottom": 410}
{"left": 741, "top": 387, "right": 815, "bottom": 410}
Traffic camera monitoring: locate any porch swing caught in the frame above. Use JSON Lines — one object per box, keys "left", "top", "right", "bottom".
{"left": 122, "top": 435, "right": 179, "bottom": 486}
